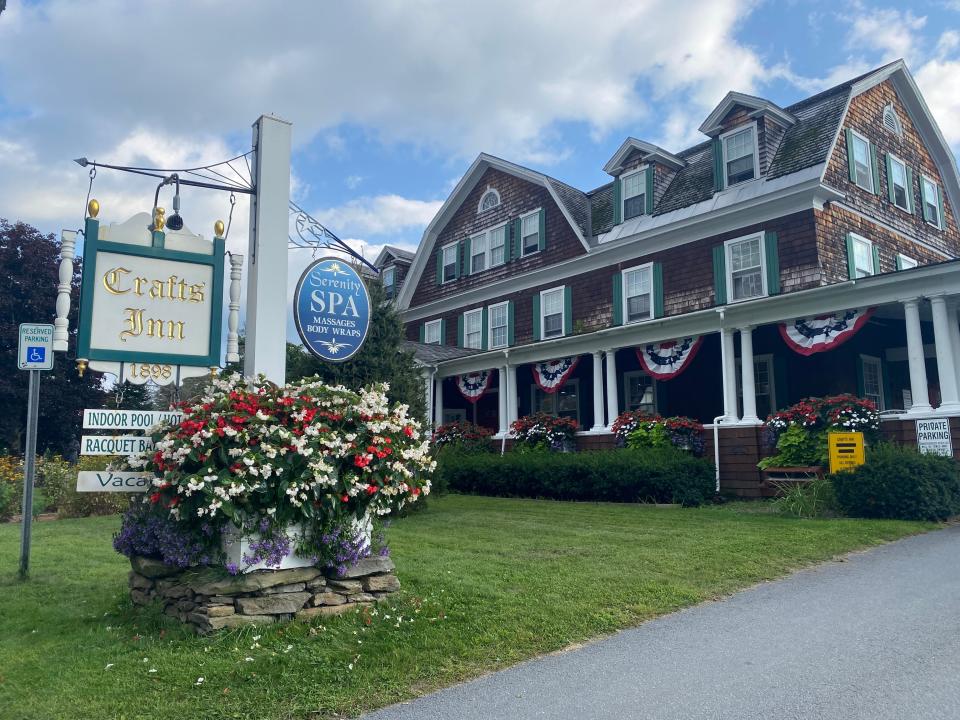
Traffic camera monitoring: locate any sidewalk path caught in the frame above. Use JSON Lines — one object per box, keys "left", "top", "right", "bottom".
{"left": 364, "top": 525, "right": 960, "bottom": 720}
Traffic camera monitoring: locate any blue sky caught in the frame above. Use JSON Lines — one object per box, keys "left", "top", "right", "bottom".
{"left": 1, "top": 0, "right": 959, "bottom": 274}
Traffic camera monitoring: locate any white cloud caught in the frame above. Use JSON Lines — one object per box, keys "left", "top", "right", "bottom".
{"left": 311, "top": 195, "right": 443, "bottom": 237}
{"left": 345, "top": 175, "right": 364, "bottom": 190}
{"left": 844, "top": 6, "right": 927, "bottom": 61}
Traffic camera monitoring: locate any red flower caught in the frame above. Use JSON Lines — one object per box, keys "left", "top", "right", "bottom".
{"left": 149, "top": 492, "right": 161, "bottom": 504}
{"left": 366, "top": 484, "right": 379, "bottom": 495}
{"left": 403, "top": 426, "right": 414, "bottom": 438}
{"left": 341, "top": 494, "right": 350, "bottom": 503}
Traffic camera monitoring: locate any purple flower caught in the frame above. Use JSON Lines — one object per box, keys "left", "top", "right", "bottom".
{"left": 226, "top": 562, "right": 240, "bottom": 576}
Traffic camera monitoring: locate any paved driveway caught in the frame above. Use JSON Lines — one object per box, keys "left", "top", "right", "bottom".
{"left": 364, "top": 525, "right": 960, "bottom": 720}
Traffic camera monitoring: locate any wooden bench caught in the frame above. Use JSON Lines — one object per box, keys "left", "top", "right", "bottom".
{"left": 760, "top": 466, "right": 825, "bottom": 490}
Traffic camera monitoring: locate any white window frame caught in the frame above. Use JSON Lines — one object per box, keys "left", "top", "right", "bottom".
{"left": 424, "top": 319, "right": 442, "bottom": 345}
{"left": 463, "top": 308, "right": 483, "bottom": 350}
{"left": 623, "top": 370, "right": 657, "bottom": 414}
{"left": 469, "top": 222, "right": 509, "bottom": 275}
{"left": 620, "top": 166, "right": 647, "bottom": 221}
{"left": 860, "top": 354, "right": 885, "bottom": 410}
{"left": 724, "top": 232, "right": 767, "bottom": 303}
{"left": 441, "top": 242, "right": 459, "bottom": 284}
{"left": 849, "top": 129, "right": 874, "bottom": 193}
{"left": 850, "top": 233, "right": 875, "bottom": 278}
{"left": 720, "top": 121, "right": 760, "bottom": 188}
{"left": 469, "top": 232, "right": 487, "bottom": 274}
{"left": 921, "top": 174, "right": 943, "bottom": 230}
{"left": 530, "top": 378, "right": 580, "bottom": 426}
{"left": 382, "top": 265, "right": 395, "bottom": 288}
{"left": 621, "top": 263, "right": 654, "bottom": 324}
{"left": 520, "top": 208, "right": 542, "bottom": 257}
{"left": 488, "top": 301, "right": 509, "bottom": 350}
{"left": 897, "top": 253, "right": 918, "bottom": 270}
{"left": 477, "top": 187, "right": 501, "bottom": 213}
{"left": 887, "top": 153, "right": 911, "bottom": 213}
{"left": 736, "top": 354, "right": 776, "bottom": 418}
{"left": 539, "top": 285, "right": 566, "bottom": 339}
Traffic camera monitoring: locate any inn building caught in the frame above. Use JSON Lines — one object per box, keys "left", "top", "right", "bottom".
{"left": 385, "top": 60, "right": 960, "bottom": 495}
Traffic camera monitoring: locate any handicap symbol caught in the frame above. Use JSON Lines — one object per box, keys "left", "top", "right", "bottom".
{"left": 27, "top": 347, "right": 45, "bottom": 363}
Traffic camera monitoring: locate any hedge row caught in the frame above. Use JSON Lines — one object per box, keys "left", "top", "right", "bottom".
{"left": 436, "top": 447, "right": 715, "bottom": 506}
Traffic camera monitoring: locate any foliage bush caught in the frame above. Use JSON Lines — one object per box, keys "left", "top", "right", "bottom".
{"left": 620, "top": 414, "right": 706, "bottom": 455}
{"left": 758, "top": 425, "right": 826, "bottom": 469}
{"left": 831, "top": 443, "right": 960, "bottom": 521}
{"left": 511, "top": 412, "right": 578, "bottom": 451}
{"left": 42, "top": 455, "right": 129, "bottom": 518}
{"left": 770, "top": 477, "right": 838, "bottom": 518}
{"left": 438, "top": 447, "right": 716, "bottom": 506}
{"left": 432, "top": 420, "right": 494, "bottom": 452}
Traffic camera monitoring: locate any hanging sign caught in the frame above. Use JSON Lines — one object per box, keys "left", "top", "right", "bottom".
{"left": 779, "top": 308, "right": 874, "bottom": 356}
{"left": 76, "top": 470, "right": 153, "bottom": 493}
{"left": 294, "top": 258, "right": 371, "bottom": 362}
{"left": 83, "top": 408, "right": 183, "bottom": 431}
{"left": 80, "top": 434, "right": 155, "bottom": 456}
{"left": 532, "top": 357, "right": 579, "bottom": 394}
{"left": 455, "top": 370, "right": 493, "bottom": 403}
{"left": 916, "top": 418, "right": 953, "bottom": 457}
{"left": 636, "top": 336, "right": 702, "bottom": 380}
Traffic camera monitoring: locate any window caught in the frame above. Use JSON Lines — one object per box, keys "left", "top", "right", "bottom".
{"left": 897, "top": 253, "right": 918, "bottom": 270}
{"left": 860, "top": 355, "right": 884, "bottom": 410}
{"left": 849, "top": 130, "right": 874, "bottom": 192}
{"left": 882, "top": 104, "right": 903, "bottom": 138}
{"left": 470, "top": 233, "right": 487, "bottom": 273}
{"left": 721, "top": 124, "right": 758, "bottom": 186}
{"left": 479, "top": 189, "right": 500, "bottom": 212}
{"left": 531, "top": 379, "right": 579, "bottom": 425}
{"left": 736, "top": 354, "right": 776, "bottom": 420}
{"left": 887, "top": 154, "right": 910, "bottom": 212}
{"left": 540, "top": 286, "right": 565, "bottom": 338}
{"left": 521, "top": 211, "right": 540, "bottom": 255}
{"left": 442, "top": 408, "right": 466, "bottom": 424}
{"left": 489, "top": 225, "right": 506, "bottom": 266}
{"left": 725, "top": 234, "right": 765, "bottom": 302}
{"left": 382, "top": 266, "right": 395, "bottom": 296}
{"left": 441, "top": 243, "right": 458, "bottom": 283}
{"left": 621, "top": 168, "right": 646, "bottom": 220}
{"left": 622, "top": 264, "right": 653, "bottom": 323}
{"left": 424, "top": 319, "right": 441, "bottom": 345}
{"left": 850, "top": 234, "right": 875, "bottom": 278}
{"left": 623, "top": 371, "right": 656, "bottom": 414}
{"left": 489, "top": 301, "right": 509, "bottom": 349}
{"left": 921, "top": 175, "right": 943, "bottom": 229}
{"left": 463, "top": 308, "right": 482, "bottom": 349}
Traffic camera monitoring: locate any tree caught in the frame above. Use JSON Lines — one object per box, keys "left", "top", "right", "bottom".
{"left": 107, "top": 381, "right": 155, "bottom": 410}
{"left": 286, "top": 278, "right": 426, "bottom": 420}
{"left": 0, "top": 219, "right": 108, "bottom": 455}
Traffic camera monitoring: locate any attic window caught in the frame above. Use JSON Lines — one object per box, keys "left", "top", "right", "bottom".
{"left": 721, "top": 124, "right": 758, "bottom": 187}
{"left": 882, "top": 105, "right": 903, "bottom": 139}
{"left": 479, "top": 189, "right": 500, "bottom": 213}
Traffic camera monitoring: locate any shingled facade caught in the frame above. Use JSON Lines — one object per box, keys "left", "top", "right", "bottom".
{"left": 393, "top": 61, "right": 960, "bottom": 495}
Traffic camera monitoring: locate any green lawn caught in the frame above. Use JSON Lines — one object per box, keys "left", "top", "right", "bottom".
{"left": 0, "top": 496, "right": 933, "bottom": 719}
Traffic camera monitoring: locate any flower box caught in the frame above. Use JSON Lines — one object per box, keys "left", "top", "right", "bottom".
{"left": 221, "top": 523, "right": 312, "bottom": 573}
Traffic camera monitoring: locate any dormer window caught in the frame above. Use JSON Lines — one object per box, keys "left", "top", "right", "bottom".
{"left": 478, "top": 188, "right": 500, "bottom": 213}
{"left": 382, "top": 266, "right": 395, "bottom": 296}
{"left": 621, "top": 168, "right": 647, "bottom": 220}
{"left": 721, "top": 124, "right": 758, "bottom": 187}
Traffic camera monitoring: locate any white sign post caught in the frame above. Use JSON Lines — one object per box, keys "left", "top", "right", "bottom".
{"left": 916, "top": 418, "right": 953, "bottom": 456}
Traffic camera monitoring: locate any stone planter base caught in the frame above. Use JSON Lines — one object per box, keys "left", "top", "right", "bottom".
{"left": 128, "top": 554, "right": 400, "bottom": 634}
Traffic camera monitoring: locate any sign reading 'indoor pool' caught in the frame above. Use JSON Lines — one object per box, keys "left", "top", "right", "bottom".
{"left": 293, "top": 258, "right": 371, "bottom": 362}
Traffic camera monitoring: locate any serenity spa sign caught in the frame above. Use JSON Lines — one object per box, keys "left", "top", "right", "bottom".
{"left": 293, "top": 258, "right": 371, "bottom": 362}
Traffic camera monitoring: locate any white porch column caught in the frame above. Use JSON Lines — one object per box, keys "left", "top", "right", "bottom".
{"left": 506, "top": 364, "right": 519, "bottom": 426}
{"left": 433, "top": 375, "right": 444, "bottom": 428}
{"left": 421, "top": 368, "right": 434, "bottom": 428}
{"left": 930, "top": 295, "right": 960, "bottom": 412}
{"left": 591, "top": 351, "right": 606, "bottom": 431}
{"left": 720, "top": 327, "right": 739, "bottom": 422}
{"left": 948, "top": 301, "right": 960, "bottom": 391}
{"left": 604, "top": 349, "right": 619, "bottom": 427}
{"left": 739, "top": 326, "right": 760, "bottom": 424}
{"left": 497, "top": 366, "right": 509, "bottom": 435}
{"left": 903, "top": 298, "right": 933, "bottom": 414}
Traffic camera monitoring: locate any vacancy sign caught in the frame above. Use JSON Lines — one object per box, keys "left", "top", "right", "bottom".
{"left": 18, "top": 323, "right": 54, "bottom": 370}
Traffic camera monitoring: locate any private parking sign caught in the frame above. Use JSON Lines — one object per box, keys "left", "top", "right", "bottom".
{"left": 18, "top": 323, "right": 54, "bottom": 370}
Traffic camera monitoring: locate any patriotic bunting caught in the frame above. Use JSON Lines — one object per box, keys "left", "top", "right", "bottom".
{"left": 532, "top": 357, "right": 580, "bottom": 394}
{"left": 455, "top": 370, "right": 494, "bottom": 403}
{"left": 635, "top": 336, "right": 703, "bottom": 380}
{"left": 779, "top": 307, "right": 875, "bottom": 356}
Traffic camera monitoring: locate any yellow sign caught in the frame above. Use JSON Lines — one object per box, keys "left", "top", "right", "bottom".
{"left": 828, "top": 432, "right": 865, "bottom": 473}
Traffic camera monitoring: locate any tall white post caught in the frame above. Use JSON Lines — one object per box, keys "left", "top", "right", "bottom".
{"left": 506, "top": 364, "right": 519, "bottom": 426}
{"left": 930, "top": 295, "right": 960, "bottom": 412}
{"left": 739, "top": 326, "right": 759, "bottom": 424}
{"left": 604, "top": 349, "right": 619, "bottom": 427}
{"left": 903, "top": 298, "right": 932, "bottom": 414}
{"left": 225, "top": 252, "right": 244, "bottom": 363}
{"left": 591, "top": 351, "right": 606, "bottom": 431}
{"left": 434, "top": 375, "right": 445, "bottom": 428}
{"left": 720, "top": 327, "right": 739, "bottom": 422}
{"left": 53, "top": 230, "right": 77, "bottom": 352}
{"left": 948, "top": 300, "right": 960, "bottom": 391}
{"left": 244, "top": 115, "right": 292, "bottom": 384}
{"left": 497, "top": 366, "right": 509, "bottom": 436}
{"left": 421, "top": 367, "right": 434, "bottom": 429}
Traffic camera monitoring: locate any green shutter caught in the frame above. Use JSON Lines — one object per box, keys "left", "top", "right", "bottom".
{"left": 538, "top": 208, "right": 546, "bottom": 252}
{"left": 419, "top": 323, "right": 425, "bottom": 343}
{"left": 463, "top": 237, "right": 472, "bottom": 274}
{"left": 773, "top": 353, "right": 788, "bottom": 412}
{"left": 845, "top": 233, "right": 857, "bottom": 279}
{"left": 435, "top": 249, "right": 442, "bottom": 285}
{"left": 905, "top": 166, "right": 914, "bottom": 214}
{"left": 613, "top": 178, "right": 622, "bottom": 225}
{"left": 845, "top": 129, "right": 857, "bottom": 183}
{"left": 937, "top": 184, "right": 946, "bottom": 229}
{"left": 481, "top": 307, "right": 488, "bottom": 351}
{"left": 712, "top": 245, "right": 727, "bottom": 305}
{"left": 869, "top": 142, "right": 880, "bottom": 195}
{"left": 856, "top": 356, "right": 865, "bottom": 398}
{"left": 712, "top": 137, "right": 724, "bottom": 192}
{"left": 885, "top": 154, "right": 896, "bottom": 204}
{"left": 652, "top": 262, "right": 664, "bottom": 318}
{"left": 611, "top": 273, "right": 623, "bottom": 326}
{"left": 507, "top": 300, "right": 515, "bottom": 346}
{"left": 872, "top": 244, "right": 881, "bottom": 275}
{"left": 439, "top": 318, "right": 447, "bottom": 346}
{"left": 921, "top": 178, "right": 932, "bottom": 223}
{"left": 514, "top": 218, "right": 522, "bottom": 258}
{"left": 456, "top": 314, "right": 464, "bottom": 347}
{"left": 532, "top": 294, "right": 541, "bottom": 341}
{"left": 645, "top": 167, "right": 655, "bottom": 214}
{"left": 764, "top": 231, "right": 780, "bottom": 295}
{"left": 563, "top": 285, "right": 573, "bottom": 336}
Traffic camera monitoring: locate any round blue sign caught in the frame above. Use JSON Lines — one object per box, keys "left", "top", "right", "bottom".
{"left": 293, "top": 257, "right": 372, "bottom": 362}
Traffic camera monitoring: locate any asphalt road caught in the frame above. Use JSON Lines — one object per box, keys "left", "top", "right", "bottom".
{"left": 364, "top": 524, "right": 960, "bottom": 720}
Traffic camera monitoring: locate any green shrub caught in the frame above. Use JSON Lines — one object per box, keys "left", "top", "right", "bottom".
{"left": 770, "top": 477, "right": 838, "bottom": 518}
{"left": 0, "top": 480, "right": 15, "bottom": 522}
{"left": 438, "top": 447, "right": 716, "bottom": 506}
{"left": 831, "top": 443, "right": 960, "bottom": 521}
{"left": 43, "top": 456, "right": 128, "bottom": 518}
{"left": 626, "top": 422, "right": 671, "bottom": 449}
{"left": 758, "top": 425, "right": 826, "bottom": 469}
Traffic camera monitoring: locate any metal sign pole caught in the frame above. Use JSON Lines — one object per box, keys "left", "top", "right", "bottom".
{"left": 19, "top": 369, "right": 40, "bottom": 579}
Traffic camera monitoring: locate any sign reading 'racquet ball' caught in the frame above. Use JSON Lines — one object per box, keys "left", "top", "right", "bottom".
{"left": 293, "top": 258, "right": 371, "bottom": 362}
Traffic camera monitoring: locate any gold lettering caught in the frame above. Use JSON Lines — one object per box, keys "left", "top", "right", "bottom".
{"left": 133, "top": 277, "right": 148, "bottom": 295}
{"left": 188, "top": 283, "right": 206, "bottom": 303}
{"left": 119, "top": 308, "right": 143, "bottom": 341}
{"left": 149, "top": 280, "right": 167, "bottom": 299}
{"left": 146, "top": 318, "right": 185, "bottom": 340}
{"left": 102, "top": 267, "right": 131, "bottom": 295}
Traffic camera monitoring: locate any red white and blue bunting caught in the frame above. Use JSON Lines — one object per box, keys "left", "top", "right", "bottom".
{"left": 455, "top": 370, "right": 494, "bottom": 403}
{"left": 779, "top": 307, "right": 875, "bottom": 356}
{"left": 635, "top": 336, "right": 703, "bottom": 380}
{"left": 532, "top": 357, "right": 580, "bottom": 394}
